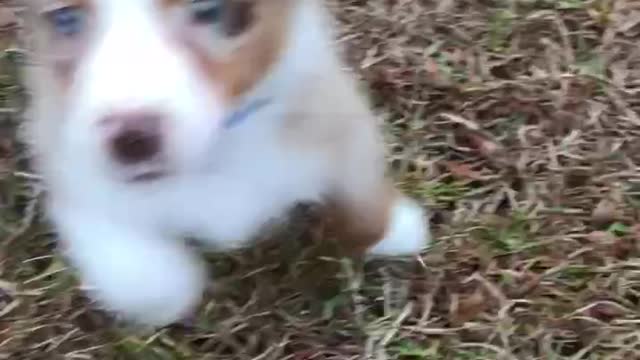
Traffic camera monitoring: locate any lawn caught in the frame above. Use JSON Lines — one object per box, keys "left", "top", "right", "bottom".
{"left": 1, "top": 0, "right": 640, "bottom": 359}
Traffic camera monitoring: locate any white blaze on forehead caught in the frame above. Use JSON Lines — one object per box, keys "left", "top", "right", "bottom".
{"left": 78, "top": 0, "right": 191, "bottom": 112}
{"left": 70, "top": 0, "right": 223, "bottom": 123}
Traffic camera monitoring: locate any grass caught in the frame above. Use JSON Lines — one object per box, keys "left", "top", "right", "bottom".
{"left": 2, "top": 0, "right": 640, "bottom": 358}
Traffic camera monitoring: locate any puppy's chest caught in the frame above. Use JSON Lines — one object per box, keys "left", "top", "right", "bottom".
{"left": 146, "top": 131, "right": 332, "bottom": 238}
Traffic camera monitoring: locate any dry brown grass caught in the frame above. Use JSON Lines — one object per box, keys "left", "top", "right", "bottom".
{"left": 2, "top": 0, "right": 640, "bottom": 358}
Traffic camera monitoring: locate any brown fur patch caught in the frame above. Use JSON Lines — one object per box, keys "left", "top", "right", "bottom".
{"left": 326, "top": 183, "right": 396, "bottom": 257}
{"left": 181, "top": 0, "right": 293, "bottom": 101}
{"left": 159, "top": 0, "right": 184, "bottom": 10}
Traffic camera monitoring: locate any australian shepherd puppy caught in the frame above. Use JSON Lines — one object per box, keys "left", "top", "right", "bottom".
{"left": 22, "top": 0, "right": 431, "bottom": 327}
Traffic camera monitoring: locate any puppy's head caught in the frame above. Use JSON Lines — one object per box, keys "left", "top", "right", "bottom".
{"left": 26, "top": 0, "right": 293, "bottom": 183}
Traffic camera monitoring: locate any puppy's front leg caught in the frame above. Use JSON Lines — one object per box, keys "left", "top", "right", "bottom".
{"left": 48, "top": 203, "right": 207, "bottom": 327}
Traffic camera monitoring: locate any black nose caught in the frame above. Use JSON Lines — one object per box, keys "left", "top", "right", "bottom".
{"left": 112, "top": 128, "right": 160, "bottom": 165}
{"left": 103, "top": 111, "right": 163, "bottom": 165}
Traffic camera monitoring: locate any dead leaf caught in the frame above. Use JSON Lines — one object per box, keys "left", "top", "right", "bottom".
{"left": 591, "top": 199, "right": 621, "bottom": 227}
{"left": 611, "top": 237, "right": 634, "bottom": 260}
{"left": 586, "top": 230, "right": 633, "bottom": 259}
{"left": 425, "top": 57, "right": 439, "bottom": 75}
{"left": 443, "top": 161, "right": 484, "bottom": 181}
{"left": 450, "top": 289, "right": 487, "bottom": 326}
{"left": 587, "top": 302, "right": 627, "bottom": 322}
{"left": 466, "top": 131, "right": 504, "bottom": 158}
{"left": 425, "top": 58, "right": 453, "bottom": 87}
{"left": 586, "top": 231, "right": 616, "bottom": 244}
{"left": 510, "top": 273, "right": 542, "bottom": 297}
{"left": 436, "top": 0, "right": 456, "bottom": 13}
{"left": 617, "top": 10, "right": 640, "bottom": 37}
{"left": 441, "top": 113, "right": 480, "bottom": 131}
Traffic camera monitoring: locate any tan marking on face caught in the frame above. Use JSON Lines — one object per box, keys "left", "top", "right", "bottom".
{"left": 181, "top": 0, "right": 294, "bottom": 101}
{"left": 159, "top": 0, "right": 183, "bottom": 10}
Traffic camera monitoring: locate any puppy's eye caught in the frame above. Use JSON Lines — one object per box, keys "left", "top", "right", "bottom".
{"left": 222, "top": 1, "right": 254, "bottom": 37}
{"left": 190, "top": 0, "right": 224, "bottom": 24}
{"left": 45, "top": 6, "right": 86, "bottom": 37}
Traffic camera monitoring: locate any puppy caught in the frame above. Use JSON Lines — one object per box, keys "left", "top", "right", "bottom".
{"left": 22, "top": 0, "right": 431, "bottom": 327}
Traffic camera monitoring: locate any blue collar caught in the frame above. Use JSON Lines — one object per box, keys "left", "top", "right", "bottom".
{"left": 223, "top": 97, "right": 273, "bottom": 129}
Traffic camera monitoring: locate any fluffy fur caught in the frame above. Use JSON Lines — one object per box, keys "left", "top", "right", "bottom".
{"left": 23, "top": 0, "right": 431, "bottom": 327}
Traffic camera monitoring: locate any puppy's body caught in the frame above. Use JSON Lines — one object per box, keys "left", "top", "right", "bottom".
{"left": 24, "top": 0, "right": 430, "bottom": 327}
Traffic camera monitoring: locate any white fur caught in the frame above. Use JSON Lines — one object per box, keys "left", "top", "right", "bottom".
{"left": 50, "top": 203, "right": 206, "bottom": 327}
{"left": 368, "top": 195, "right": 430, "bottom": 257}
{"left": 25, "top": 0, "right": 431, "bottom": 327}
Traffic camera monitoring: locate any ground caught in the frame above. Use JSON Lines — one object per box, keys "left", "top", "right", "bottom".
{"left": 1, "top": 0, "right": 640, "bottom": 359}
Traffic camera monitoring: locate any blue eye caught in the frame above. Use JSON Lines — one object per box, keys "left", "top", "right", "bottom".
{"left": 47, "top": 6, "right": 85, "bottom": 37}
{"left": 190, "top": 0, "right": 224, "bottom": 24}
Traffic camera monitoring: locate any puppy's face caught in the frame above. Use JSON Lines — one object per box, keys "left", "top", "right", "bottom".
{"left": 28, "top": 0, "right": 291, "bottom": 182}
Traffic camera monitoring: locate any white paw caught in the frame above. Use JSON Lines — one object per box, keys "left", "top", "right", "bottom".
{"left": 55, "top": 216, "right": 208, "bottom": 327}
{"left": 75, "top": 240, "right": 207, "bottom": 327}
{"left": 367, "top": 195, "right": 430, "bottom": 257}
